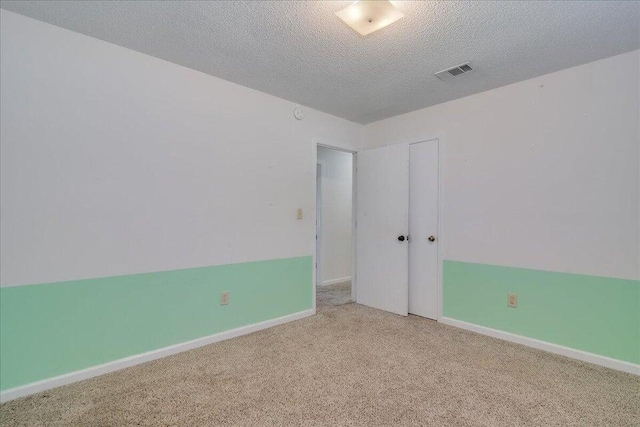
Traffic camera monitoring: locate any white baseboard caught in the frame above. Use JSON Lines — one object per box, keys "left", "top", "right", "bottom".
{"left": 440, "top": 317, "right": 639, "bottom": 376}
{"left": 0, "top": 308, "right": 315, "bottom": 403}
{"left": 320, "top": 276, "right": 351, "bottom": 286}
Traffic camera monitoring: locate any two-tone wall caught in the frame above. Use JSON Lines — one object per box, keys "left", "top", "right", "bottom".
{"left": 2, "top": 7, "right": 638, "bottom": 400}
{"left": 0, "top": 10, "right": 362, "bottom": 395}
{"left": 364, "top": 50, "right": 640, "bottom": 368}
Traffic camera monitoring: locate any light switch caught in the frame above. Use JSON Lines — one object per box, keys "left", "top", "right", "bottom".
{"left": 297, "top": 208, "right": 303, "bottom": 220}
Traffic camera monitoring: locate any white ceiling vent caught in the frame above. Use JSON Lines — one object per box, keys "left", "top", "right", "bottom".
{"left": 434, "top": 63, "right": 474, "bottom": 80}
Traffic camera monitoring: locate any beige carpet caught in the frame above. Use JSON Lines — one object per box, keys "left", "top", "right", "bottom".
{"left": 316, "top": 281, "right": 352, "bottom": 308}
{"left": 1, "top": 303, "right": 639, "bottom": 426}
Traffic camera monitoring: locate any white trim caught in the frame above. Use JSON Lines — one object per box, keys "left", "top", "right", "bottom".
{"left": 436, "top": 137, "right": 444, "bottom": 321}
{"left": 0, "top": 309, "right": 315, "bottom": 403}
{"left": 312, "top": 140, "right": 318, "bottom": 312}
{"left": 440, "top": 317, "right": 640, "bottom": 376}
{"left": 320, "top": 276, "right": 352, "bottom": 286}
{"left": 351, "top": 152, "right": 358, "bottom": 303}
{"left": 315, "top": 161, "right": 324, "bottom": 292}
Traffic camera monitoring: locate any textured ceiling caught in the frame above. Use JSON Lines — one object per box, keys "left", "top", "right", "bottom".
{"left": 1, "top": 1, "right": 639, "bottom": 124}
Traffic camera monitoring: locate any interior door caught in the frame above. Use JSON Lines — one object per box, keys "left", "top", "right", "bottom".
{"left": 409, "top": 141, "right": 439, "bottom": 319}
{"left": 356, "top": 144, "right": 409, "bottom": 316}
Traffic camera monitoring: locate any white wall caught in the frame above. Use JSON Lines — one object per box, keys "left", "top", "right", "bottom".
{"left": 317, "top": 147, "right": 352, "bottom": 284}
{"left": 3, "top": 9, "right": 637, "bottom": 286}
{"left": 0, "top": 10, "right": 363, "bottom": 286}
{"left": 364, "top": 50, "right": 640, "bottom": 281}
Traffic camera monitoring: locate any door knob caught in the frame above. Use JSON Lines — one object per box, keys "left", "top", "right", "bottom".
{"left": 428, "top": 236, "right": 436, "bottom": 242}
{"left": 397, "top": 235, "right": 406, "bottom": 242}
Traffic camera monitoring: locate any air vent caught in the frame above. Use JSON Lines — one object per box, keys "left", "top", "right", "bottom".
{"left": 434, "top": 63, "right": 474, "bottom": 80}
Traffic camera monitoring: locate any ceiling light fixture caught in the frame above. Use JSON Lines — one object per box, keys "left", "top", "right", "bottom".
{"left": 335, "top": 1, "right": 405, "bottom": 36}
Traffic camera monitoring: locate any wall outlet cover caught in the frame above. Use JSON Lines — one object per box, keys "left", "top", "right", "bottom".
{"left": 220, "top": 291, "right": 229, "bottom": 306}
{"left": 507, "top": 293, "right": 518, "bottom": 308}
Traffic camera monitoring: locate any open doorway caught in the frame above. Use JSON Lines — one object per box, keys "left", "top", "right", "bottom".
{"left": 315, "top": 146, "right": 354, "bottom": 309}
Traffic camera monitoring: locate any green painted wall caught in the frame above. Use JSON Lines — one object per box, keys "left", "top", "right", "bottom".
{"left": 0, "top": 256, "right": 312, "bottom": 391}
{"left": 443, "top": 260, "right": 640, "bottom": 364}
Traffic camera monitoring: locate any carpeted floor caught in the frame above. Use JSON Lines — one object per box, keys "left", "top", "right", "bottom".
{"left": 1, "top": 303, "right": 638, "bottom": 426}
{"left": 316, "top": 281, "right": 352, "bottom": 308}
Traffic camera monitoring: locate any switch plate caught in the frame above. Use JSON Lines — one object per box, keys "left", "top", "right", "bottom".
{"left": 220, "top": 291, "right": 229, "bottom": 306}
{"left": 507, "top": 293, "right": 518, "bottom": 308}
{"left": 297, "top": 208, "right": 303, "bottom": 220}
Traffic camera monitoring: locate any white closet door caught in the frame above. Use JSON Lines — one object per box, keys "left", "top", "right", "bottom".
{"left": 356, "top": 144, "right": 409, "bottom": 316}
{"left": 409, "top": 141, "right": 439, "bottom": 319}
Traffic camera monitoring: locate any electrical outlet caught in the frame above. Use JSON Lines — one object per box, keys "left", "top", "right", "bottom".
{"left": 297, "top": 208, "right": 303, "bottom": 220}
{"left": 220, "top": 291, "right": 229, "bottom": 306}
{"left": 507, "top": 293, "right": 518, "bottom": 308}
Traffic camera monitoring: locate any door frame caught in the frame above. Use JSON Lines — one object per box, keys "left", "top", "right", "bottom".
{"left": 312, "top": 136, "right": 443, "bottom": 321}
{"left": 312, "top": 139, "right": 357, "bottom": 312}
{"left": 315, "top": 160, "right": 324, "bottom": 291}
